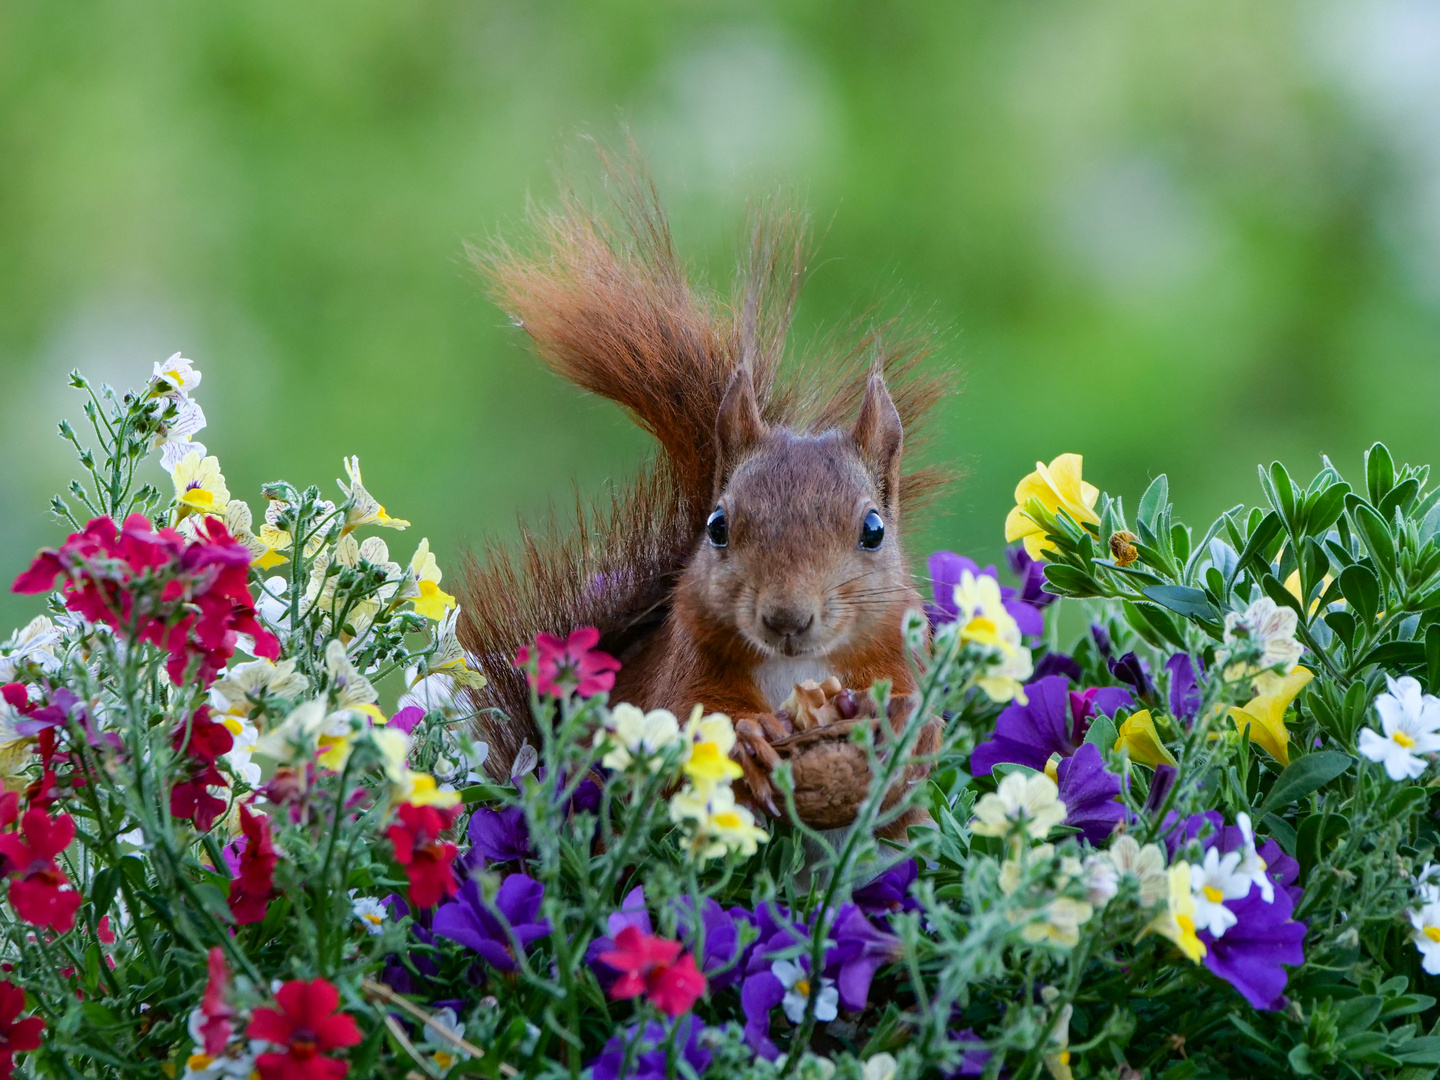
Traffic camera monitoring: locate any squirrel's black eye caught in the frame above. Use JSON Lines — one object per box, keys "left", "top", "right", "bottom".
{"left": 706, "top": 506, "right": 728, "bottom": 548}
{"left": 859, "top": 509, "right": 885, "bottom": 551}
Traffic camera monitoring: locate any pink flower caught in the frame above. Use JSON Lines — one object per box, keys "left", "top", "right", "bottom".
{"left": 228, "top": 804, "right": 277, "bottom": 925}
{"left": 199, "top": 947, "right": 235, "bottom": 1056}
{"left": 515, "top": 627, "right": 621, "bottom": 699}
{"left": 387, "top": 803, "right": 460, "bottom": 909}
{"left": 0, "top": 808, "right": 81, "bottom": 932}
{"left": 598, "top": 925, "right": 708, "bottom": 1016}
{"left": 248, "top": 978, "right": 361, "bottom": 1080}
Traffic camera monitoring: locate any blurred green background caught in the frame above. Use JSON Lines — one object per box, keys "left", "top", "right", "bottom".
{"left": 4, "top": 0, "right": 1440, "bottom": 628}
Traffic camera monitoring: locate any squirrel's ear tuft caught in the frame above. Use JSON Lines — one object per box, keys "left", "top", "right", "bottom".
{"left": 853, "top": 370, "right": 904, "bottom": 512}
{"left": 714, "top": 365, "right": 767, "bottom": 492}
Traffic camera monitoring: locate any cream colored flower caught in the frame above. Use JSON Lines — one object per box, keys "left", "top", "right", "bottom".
{"left": 152, "top": 394, "right": 207, "bottom": 472}
{"left": 1147, "top": 861, "right": 1206, "bottom": 963}
{"left": 151, "top": 352, "right": 202, "bottom": 396}
{"left": 212, "top": 658, "right": 308, "bottom": 717}
{"left": 325, "top": 640, "right": 377, "bottom": 709}
{"left": 1104, "top": 835, "right": 1170, "bottom": 906}
{"left": 669, "top": 783, "right": 769, "bottom": 861}
{"left": 952, "top": 570, "right": 1033, "bottom": 704}
{"left": 427, "top": 608, "right": 487, "bottom": 690}
{"left": 1220, "top": 596, "right": 1304, "bottom": 678}
{"left": 338, "top": 456, "right": 409, "bottom": 533}
{"left": 971, "top": 772, "right": 1066, "bottom": 841}
{"left": 371, "top": 727, "right": 460, "bottom": 808}
{"left": 1022, "top": 897, "right": 1094, "bottom": 948}
{"left": 409, "top": 538, "right": 456, "bottom": 621}
{"left": 171, "top": 451, "right": 229, "bottom": 517}
{"left": 0, "top": 615, "right": 62, "bottom": 682}
{"left": 223, "top": 499, "right": 288, "bottom": 570}
{"left": 600, "top": 704, "right": 682, "bottom": 771}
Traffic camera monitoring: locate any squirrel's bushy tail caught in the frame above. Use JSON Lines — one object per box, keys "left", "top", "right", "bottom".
{"left": 458, "top": 152, "right": 951, "bottom": 775}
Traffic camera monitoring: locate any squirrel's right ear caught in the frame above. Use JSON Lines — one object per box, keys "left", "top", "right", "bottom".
{"left": 714, "top": 365, "right": 766, "bottom": 492}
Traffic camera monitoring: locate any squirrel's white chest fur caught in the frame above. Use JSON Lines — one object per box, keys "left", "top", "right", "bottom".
{"left": 754, "top": 656, "right": 836, "bottom": 712}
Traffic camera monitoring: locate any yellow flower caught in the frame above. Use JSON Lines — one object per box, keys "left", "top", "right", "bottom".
{"left": 1284, "top": 569, "right": 1337, "bottom": 618}
{"left": 338, "top": 456, "right": 410, "bottom": 534}
{"left": 410, "top": 538, "right": 457, "bottom": 621}
{"left": 221, "top": 500, "right": 288, "bottom": 569}
{"left": 370, "top": 727, "right": 461, "bottom": 808}
{"left": 1114, "top": 710, "right": 1178, "bottom": 768}
{"left": 1021, "top": 897, "right": 1094, "bottom": 948}
{"left": 428, "top": 608, "right": 487, "bottom": 690}
{"left": 669, "top": 784, "right": 769, "bottom": 862}
{"left": 1227, "top": 667, "right": 1313, "bottom": 767}
{"left": 679, "top": 706, "right": 743, "bottom": 793}
{"left": 1149, "top": 861, "right": 1206, "bottom": 963}
{"left": 952, "top": 570, "right": 1033, "bottom": 704}
{"left": 1004, "top": 453, "right": 1100, "bottom": 560}
{"left": 171, "top": 451, "right": 229, "bottom": 517}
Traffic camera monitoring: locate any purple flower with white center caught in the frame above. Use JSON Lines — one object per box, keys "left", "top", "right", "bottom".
{"left": 829, "top": 903, "right": 903, "bottom": 1012}
{"left": 1165, "top": 812, "right": 1306, "bottom": 1009}
{"left": 586, "top": 886, "right": 653, "bottom": 988}
{"left": 1165, "top": 653, "right": 1204, "bottom": 724}
{"left": 927, "top": 552, "right": 1045, "bottom": 638}
{"left": 1006, "top": 545, "right": 1056, "bottom": 610}
{"left": 1054, "top": 742, "right": 1125, "bottom": 845}
{"left": 432, "top": 873, "right": 550, "bottom": 971}
{"left": 969, "top": 676, "right": 1132, "bottom": 775}
{"left": 589, "top": 1017, "right": 711, "bottom": 1080}
{"left": 853, "top": 859, "right": 920, "bottom": 919}
{"left": 676, "top": 897, "right": 754, "bottom": 991}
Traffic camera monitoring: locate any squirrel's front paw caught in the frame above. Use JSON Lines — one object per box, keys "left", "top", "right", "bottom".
{"left": 733, "top": 716, "right": 786, "bottom": 818}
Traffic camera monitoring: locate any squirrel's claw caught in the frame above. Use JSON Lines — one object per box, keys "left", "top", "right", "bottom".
{"left": 733, "top": 717, "right": 783, "bottom": 817}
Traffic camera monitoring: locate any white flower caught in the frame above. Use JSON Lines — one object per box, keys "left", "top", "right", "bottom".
{"left": 427, "top": 607, "right": 487, "bottom": 689}
{"left": 420, "top": 1006, "right": 469, "bottom": 1070}
{"left": 222, "top": 718, "right": 262, "bottom": 787}
{"left": 1418, "top": 862, "right": 1440, "bottom": 905}
{"left": 1081, "top": 853, "right": 1120, "bottom": 907}
{"left": 255, "top": 577, "right": 290, "bottom": 629}
{"left": 970, "top": 772, "right": 1067, "bottom": 841}
{"left": 1234, "top": 813, "right": 1274, "bottom": 904}
{"left": 325, "top": 640, "right": 377, "bottom": 709}
{"left": 213, "top": 658, "right": 308, "bottom": 716}
{"left": 951, "top": 570, "right": 1033, "bottom": 703}
{"left": 153, "top": 352, "right": 203, "bottom": 396}
{"left": 181, "top": 1008, "right": 256, "bottom": 1079}
{"left": 601, "top": 704, "right": 682, "bottom": 771}
{"left": 862, "top": 1053, "right": 897, "bottom": 1080}
{"left": 1358, "top": 676, "right": 1440, "bottom": 781}
{"left": 1411, "top": 901, "right": 1440, "bottom": 974}
{"left": 351, "top": 894, "right": 388, "bottom": 935}
{"left": 153, "top": 394, "right": 208, "bottom": 472}
{"left": 254, "top": 699, "right": 333, "bottom": 761}
{"left": 1188, "top": 846, "right": 1250, "bottom": 939}
{"left": 398, "top": 669, "right": 458, "bottom": 717}
{"left": 1221, "top": 597, "right": 1303, "bottom": 677}
{"left": 0, "top": 615, "right": 62, "bottom": 682}
{"left": 772, "top": 959, "right": 838, "bottom": 1024}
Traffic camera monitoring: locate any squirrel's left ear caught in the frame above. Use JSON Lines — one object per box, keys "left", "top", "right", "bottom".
{"left": 853, "top": 370, "right": 903, "bottom": 513}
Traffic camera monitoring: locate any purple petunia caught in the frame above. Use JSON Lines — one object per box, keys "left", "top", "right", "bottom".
{"left": 853, "top": 859, "right": 921, "bottom": 919}
{"left": 927, "top": 552, "right": 1045, "bottom": 638}
{"left": 676, "top": 897, "right": 754, "bottom": 991}
{"left": 969, "top": 676, "right": 1131, "bottom": 776}
{"left": 466, "top": 805, "right": 532, "bottom": 864}
{"left": 1006, "top": 545, "right": 1056, "bottom": 611}
{"left": 590, "top": 1016, "right": 711, "bottom": 1080}
{"left": 432, "top": 873, "right": 550, "bottom": 971}
{"left": 1166, "top": 812, "right": 1306, "bottom": 1009}
{"left": 1165, "top": 653, "right": 1204, "bottom": 724}
{"left": 1108, "top": 652, "right": 1155, "bottom": 702}
{"left": 829, "top": 903, "right": 903, "bottom": 1012}
{"left": 946, "top": 1028, "right": 995, "bottom": 1078}
{"left": 1055, "top": 743, "right": 1125, "bottom": 845}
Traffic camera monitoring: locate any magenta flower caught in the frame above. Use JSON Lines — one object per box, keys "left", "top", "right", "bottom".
{"left": 515, "top": 627, "right": 621, "bottom": 698}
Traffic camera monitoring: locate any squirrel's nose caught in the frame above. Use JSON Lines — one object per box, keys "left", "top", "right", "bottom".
{"left": 762, "top": 609, "right": 815, "bottom": 638}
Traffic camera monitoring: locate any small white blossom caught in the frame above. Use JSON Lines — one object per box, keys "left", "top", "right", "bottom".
{"left": 152, "top": 352, "right": 203, "bottom": 396}
{"left": 1411, "top": 900, "right": 1440, "bottom": 974}
{"left": 153, "top": 394, "right": 208, "bottom": 472}
{"left": 1418, "top": 861, "right": 1440, "bottom": 905}
{"left": 350, "top": 893, "right": 387, "bottom": 935}
{"left": 1189, "top": 846, "right": 1250, "bottom": 938}
{"left": 255, "top": 577, "right": 290, "bottom": 630}
{"left": 1358, "top": 676, "right": 1440, "bottom": 781}
{"left": 1221, "top": 596, "right": 1304, "bottom": 677}
{"left": 600, "top": 704, "right": 682, "bottom": 771}
{"left": 1234, "top": 813, "right": 1274, "bottom": 904}
{"left": 773, "top": 959, "right": 838, "bottom": 1024}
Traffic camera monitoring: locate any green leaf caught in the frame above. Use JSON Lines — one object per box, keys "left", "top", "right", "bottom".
{"left": 1367, "top": 441, "right": 1396, "bottom": 507}
{"left": 1257, "top": 751, "right": 1352, "bottom": 816}
{"left": 1238, "top": 511, "right": 1284, "bottom": 575}
{"left": 1137, "top": 473, "right": 1169, "bottom": 531}
{"left": 1339, "top": 563, "right": 1381, "bottom": 625}
{"left": 1084, "top": 715, "right": 1119, "bottom": 755}
{"left": 1306, "top": 482, "right": 1352, "bottom": 536}
{"left": 1381, "top": 477, "right": 1422, "bottom": 519}
{"left": 1261, "top": 573, "right": 1304, "bottom": 617}
{"left": 1259, "top": 813, "right": 1297, "bottom": 857}
{"left": 1142, "top": 584, "right": 1218, "bottom": 620}
{"left": 1123, "top": 599, "right": 1187, "bottom": 651}
{"left": 1389, "top": 786, "right": 1430, "bottom": 818}
{"left": 1359, "top": 641, "right": 1426, "bottom": 670}
{"left": 1041, "top": 562, "right": 1094, "bottom": 597}
{"left": 1353, "top": 501, "right": 1399, "bottom": 584}
{"left": 1270, "top": 461, "right": 1298, "bottom": 529}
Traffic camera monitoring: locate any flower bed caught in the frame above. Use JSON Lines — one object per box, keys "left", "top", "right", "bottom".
{"left": 2, "top": 359, "right": 1440, "bottom": 1079}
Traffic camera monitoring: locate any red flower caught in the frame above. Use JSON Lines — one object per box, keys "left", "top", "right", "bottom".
{"left": 0, "top": 808, "right": 80, "bottom": 932}
{"left": 170, "top": 708, "right": 234, "bottom": 833}
{"left": 248, "top": 978, "right": 361, "bottom": 1080}
{"left": 386, "top": 803, "right": 459, "bottom": 909}
{"left": 228, "top": 804, "right": 277, "bottom": 925}
{"left": 198, "top": 947, "right": 235, "bottom": 1056}
{"left": 598, "top": 925, "right": 708, "bottom": 1016}
{"left": 515, "top": 627, "right": 621, "bottom": 698}
{"left": 0, "top": 980, "right": 44, "bottom": 1078}
{"left": 13, "top": 514, "right": 278, "bottom": 691}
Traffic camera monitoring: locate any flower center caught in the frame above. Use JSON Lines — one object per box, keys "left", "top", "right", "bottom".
{"left": 363, "top": 913, "right": 382, "bottom": 925}
{"left": 713, "top": 811, "right": 742, "bottom": 828}
{"left": 1394, "top": 730, "right": 1417, "bottom": 749}
{"left": 187, "top": 1053, "right": 215, "bottom": 1070}
{"left": 1044, "top": 753, "right": 1062, "bottom": 782}
{"left": 1202, "top": 886, "right": 1223, "bottom": 904}
{"left": 291, "top": 1034, "right": 319, "bottom": 1060}
{"left": 1425, "top": 926, "right": 1440, "bottom": 944}
{"left": 794, "top": 978, "right": 811, "bottom": 997}
{"left": 435, "top": 1051, "right": 457, "bottom": 1069}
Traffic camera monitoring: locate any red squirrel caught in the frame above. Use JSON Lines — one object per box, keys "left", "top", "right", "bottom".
{"left": 458, "top": 163, "right": 951, "bottom": 831}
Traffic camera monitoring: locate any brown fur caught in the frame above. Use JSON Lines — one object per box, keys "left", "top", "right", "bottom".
{"left": 458, "top": 151, "right": 953, "bottom": 796}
